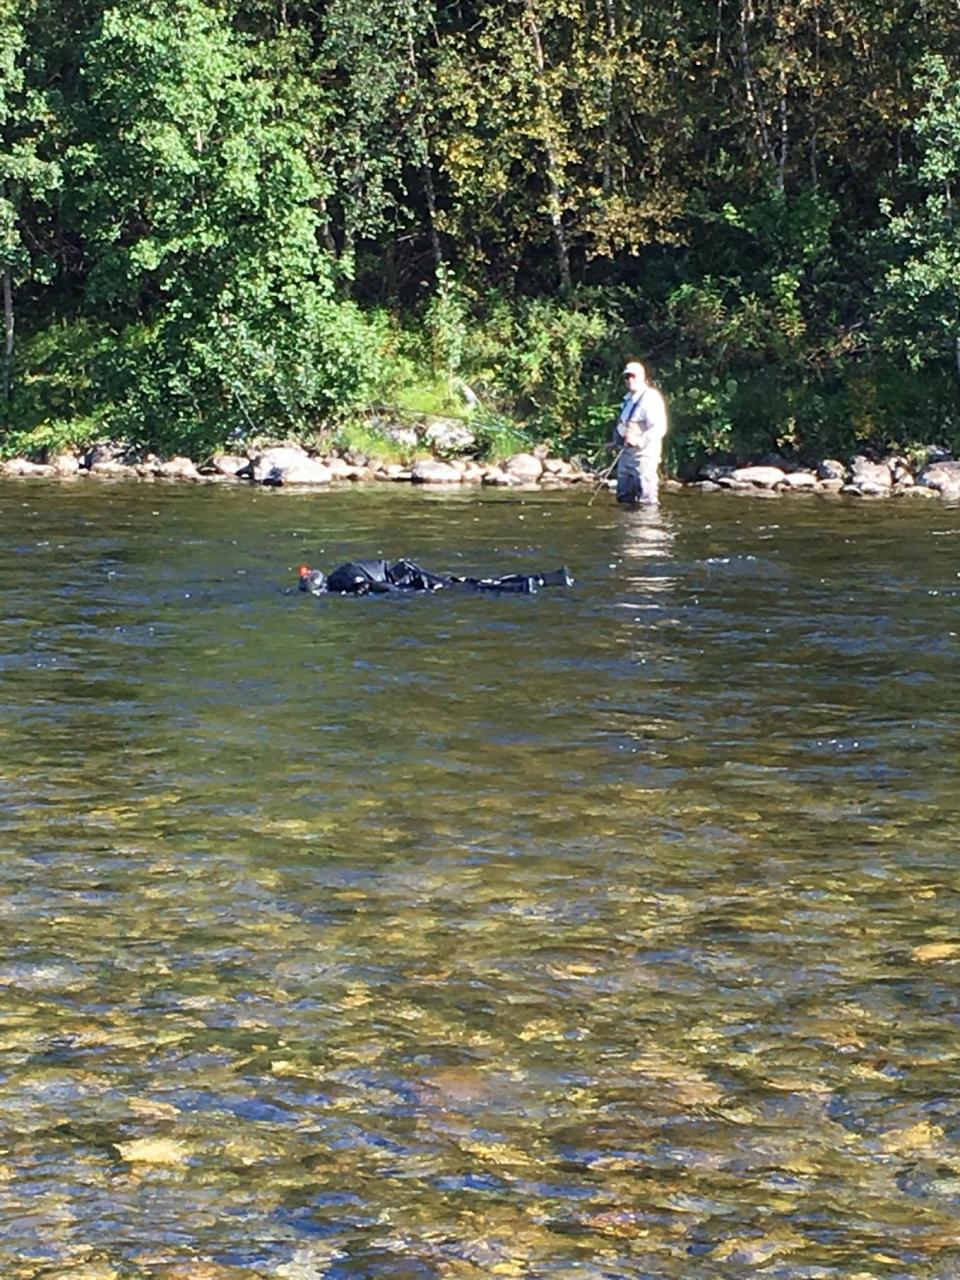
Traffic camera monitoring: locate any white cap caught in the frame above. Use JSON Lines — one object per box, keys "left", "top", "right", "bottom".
{"left": 623, "top": 361, "right": 646, "bottom": 378}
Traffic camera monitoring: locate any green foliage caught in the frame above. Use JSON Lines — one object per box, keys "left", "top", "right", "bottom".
{"left": 1, "top": 0, "right": 959, "bottom": 462}
{"left": 462, "top": 293, "right": 612, "bottom": 438}
{"left": 875, "top": 56, "right": 960, "bottom": 386}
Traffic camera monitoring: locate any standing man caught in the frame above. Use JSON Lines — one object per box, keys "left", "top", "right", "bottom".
{"left": 611, "top": 361, "right": 668, "bottom": 504}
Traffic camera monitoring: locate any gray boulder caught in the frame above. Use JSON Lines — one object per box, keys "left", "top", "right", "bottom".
{"left": 817, "top": 458, "right": 847, "bottom": 481}
{"left": 158, "top": 456, "right": 202, "bottom": 481}
{"left": 850, "top": 455, "right": 892, "bottom": 494}
{"left": 411, "top": 459, "right": 462, "bottom": 484}
{"left": 50, "top": 453, "right": 80, "bottom": 477}
{"left": 211, "top": 452, "right": 249, "bottom": 477}
{"left": 917, "top": 459, "right": 960, "bottom": 501}
{"left": 251, "top": 446, "right": 319, "bottom": 484}
{"left": 2, "top": 457, "right": 53, "bottom": 477}
{"left": 729, "top": 465, "right": 786, "bottom": 489}
{"left": 779, "top": 470, "right": 818, "bottom": 490}
{"left": 422, "top": 418, "right": 476, "bottom": 454}
{"left": 278, "top": 458, "right": 333, "bottom": 485}
{"left": 503, "top": 452, "right": 544, "bottom": 481}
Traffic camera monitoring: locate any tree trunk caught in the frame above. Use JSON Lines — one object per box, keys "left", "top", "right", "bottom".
{"left": 3, "top": 265, "right": 13, "bottom": 403}
{"left": 524, "top": 0, "right": 572, "bottom": 294}
{"left": 738, "top": 0, "right": 774, "bottom": 173}
{"left": 602, "top": 0, "right": 616, "bottom": 194}
{"left": 777, "top": 69, "right": 787, "bottom": 193}
{"left": 421, "top": 160, "right": 443, "bottom": 275}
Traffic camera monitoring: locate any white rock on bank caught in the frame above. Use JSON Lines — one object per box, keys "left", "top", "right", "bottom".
{"left": 729, "top": 465, "right": 787, "bottom": 489}
{"left": 917, "top": 459, "right": 960, "bottom": 501}
{"left": 482, "top": 467, "right": 522, "bottom": 486}
{"left": 251, "top": 446, "right": 311, "bottom": 483}
{"left": 503, "top": 452, "right": 544, "bottom": 481}
{"left": 422, "top": 418, "right": 476, "bottom": 453}
{"left": 411, "top": 459, "right": 462, "bottom": 484}
{"left": 780, "top": 470, "right": 818, "bottom": 489}
{"left": 2, "top": 457, "right": 53, "bottom": 477}
{"left": 850, "top": 455, "right": 893, "bottom": 494}
{"left": 211, "top": 452, "right": 249, "bottom": 477}
{"left": 158, "top": 456, "right": 202, "bottom": 481}
{"left": 50, "top": 452, "right": 80, "bottom": 477}
{"left": 278, "top": 458, "right": 333, "bottom": 485}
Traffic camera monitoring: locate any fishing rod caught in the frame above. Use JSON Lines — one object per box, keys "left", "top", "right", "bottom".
{"left": 587, "top": 447, "right": 623, "bottom": 506}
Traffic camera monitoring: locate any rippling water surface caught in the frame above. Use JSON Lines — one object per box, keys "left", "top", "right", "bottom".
{"left": 1, "top": 480, "right": 959, "bottom": 1278}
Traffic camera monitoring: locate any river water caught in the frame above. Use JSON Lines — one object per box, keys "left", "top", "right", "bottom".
{"left": 1, "top": 479, "right": 959, "bottom": 1278}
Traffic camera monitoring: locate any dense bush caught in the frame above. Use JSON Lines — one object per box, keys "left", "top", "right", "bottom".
{"left": 0, "top": 0, "right": 958, "bottom": 464}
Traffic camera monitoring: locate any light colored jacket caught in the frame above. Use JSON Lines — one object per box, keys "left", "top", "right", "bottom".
{"left": 614, "top": 386, "right": 668, "bottom": 455}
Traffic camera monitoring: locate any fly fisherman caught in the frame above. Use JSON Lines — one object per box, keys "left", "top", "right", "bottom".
{"left": 610, "top": 361, "right": 668, "bottom": 504}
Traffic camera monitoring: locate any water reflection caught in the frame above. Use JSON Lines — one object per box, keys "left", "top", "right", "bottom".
{"left": 0, "top": 484, "right": 958, "bottom": 1277}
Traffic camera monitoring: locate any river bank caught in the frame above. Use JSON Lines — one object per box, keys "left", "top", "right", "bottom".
{"left": 3, "top": 435, "right": 960, "bottom": 501}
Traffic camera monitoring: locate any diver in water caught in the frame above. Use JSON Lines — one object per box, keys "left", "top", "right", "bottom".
{"left": 298, "top": 559, "right": 573, "bottom": 596}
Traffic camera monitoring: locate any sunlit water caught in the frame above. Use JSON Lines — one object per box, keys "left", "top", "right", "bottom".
{"left": 1, "top": 479, "right": 959, "bottom": 1278}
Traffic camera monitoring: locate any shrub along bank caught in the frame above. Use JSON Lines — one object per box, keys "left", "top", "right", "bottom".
{"left": 1, "top": 1, "right": 958, "bottom": 469}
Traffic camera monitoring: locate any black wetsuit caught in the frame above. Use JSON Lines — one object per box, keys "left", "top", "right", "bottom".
{"left": 299, "top": 559, "right": 573, "bottom": 596}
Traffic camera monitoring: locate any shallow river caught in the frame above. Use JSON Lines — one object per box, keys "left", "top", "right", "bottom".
{"left": 1, "top": 480, "right": 959, "bottom": 1279}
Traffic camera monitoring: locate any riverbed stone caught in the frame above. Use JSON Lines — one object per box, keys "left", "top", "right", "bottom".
{"left": 503, "top": 452, "right": 544, "bottom": 481}
{"left": 411, "top": 458, "right": 462, "bottom": 484}
{"left": 850, "top": 455, "right": 892, "bottom": 494}
{"left": 917, "top": 458, "right": 960, "bottom": 500}
{"left": 730, "top": 465, "right": 787, "bottom": 488}
{"left": 817, "top": 477, "right": 844, "bottom": 493}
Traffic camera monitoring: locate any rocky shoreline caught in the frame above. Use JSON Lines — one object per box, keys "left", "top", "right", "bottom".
{"left": 3, "top": 439, "right": 959, "bottom": 501}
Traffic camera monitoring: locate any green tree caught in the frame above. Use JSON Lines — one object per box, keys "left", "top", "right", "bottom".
{"left": 64, "top": 0, "right": 377, "bottom": 451}
{"left": 0, "top": 0, "right": 60, "bottom": 403}
{"left": 878, "top": 55, "right": 960, "bottom": 379}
